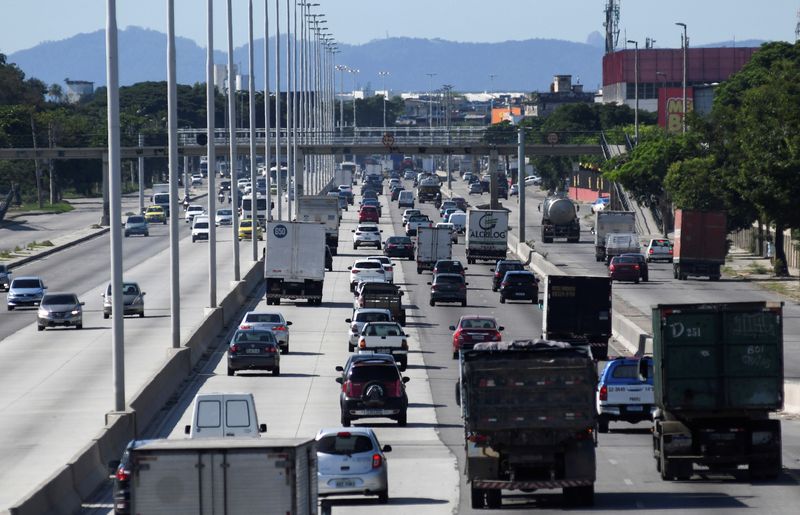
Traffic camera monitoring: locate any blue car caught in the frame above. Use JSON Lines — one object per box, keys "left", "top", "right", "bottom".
{"left": 596, "top": 356, "right": 655, "bottom": 433}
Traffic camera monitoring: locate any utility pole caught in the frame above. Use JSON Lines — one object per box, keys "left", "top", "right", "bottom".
{"left": 426, "top": 72, "right": 437, "bottom": 129}
{"left": 378, "top": 71, "right": 390, "bottom": 130}
{"left": 627, "top": 39, "right": 639, "bottom": 144}
{"left": 518, "top": 127, "right": 526, "bottom": 243}
{"left": 676, "top": 22, "right": 688, "bottom": 133}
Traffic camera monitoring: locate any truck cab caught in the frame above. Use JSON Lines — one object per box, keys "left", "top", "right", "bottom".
{"left": 184, "top": 393, "right": 267, "bottom": 438}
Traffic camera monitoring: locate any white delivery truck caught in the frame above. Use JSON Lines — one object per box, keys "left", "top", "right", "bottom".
{"left": 465, "top": 209, "right": 509, "bottom": 264}
{"left": 297, "top": 195, "right": 341, "bottom": 254}
{"left": 335, "top": 166, "right": 354, "bottom": 187}
{"left": 593, "top": 211, "right": 635, "bottom": 262}
{"left": 240, "top": 193, "right": 269, "bottom": 226}
{"left": 183, "top": 393, "right": 267, "bottom": 438}
{"left": 415, "top": 225, "right": 453, "bottom": 274}
{"left": 151, "top": 183, "right": 172, "bottom": 217}
{"left": 123, "top": 438, "right": 317, "bottom": 515}
{"left": 265, "top": 221, "right": 326, "bottom": 305}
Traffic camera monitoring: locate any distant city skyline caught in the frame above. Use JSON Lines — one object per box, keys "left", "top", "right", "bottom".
{"left": 0, "top": 0, "right": 796, "bottom": 55}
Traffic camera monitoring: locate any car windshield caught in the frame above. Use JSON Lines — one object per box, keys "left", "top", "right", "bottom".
{"left": 461, "top": 318, "right": 496, "bottom": 329}
{"left": 122, "top": 284, "right": 139, "bottom": 295}
{"left": 435, "top": 275, "right": 463, "bottom": 284}
{"left": 614, "top": 257, "right": 638, "bottom": 264}
{"left": 246, "top": 313, "right": 282, "bottom": 323}
{"left": 195, "top": 222, "right": 209, "bottom": 229}
{"left": 217, "top": 210, "right": 232, "bottom": 216}
{"left": 241, "top": 221, "right": 252, "bottom": 228}
{"left": 358, "top": 226, "right": 378, "bottom": 233}
{"left": 436, "top": 262, "right": 461, "bottom": 271}
{"left": 12, "top": 279, "right": 41, "bottom": 289}
{"left": 317, "top": 434, "right": 374, "bottom": 455}
{"left": 364, "top": 323, "right": 402, "bottom": 337}
{"left": 42, "top": 294, "right": 77, "bottom": 305}
{"left": 409, "top": 216, "right": 428, "bottom": 222}
{"left": 349, "top": 365, "right": 399, "bottom": 382}
{"left": 127, "top": 216, "right": 145, "bottom": 224}
{"left": 387, "top": 237, "right": 411, "bottom": 244}
{"left": 233, "top": 330, "right": 276, "bottom": 343}
{"left": 610, "top": 363, "right": 652, "bottom": 380}
{"left": 651, "top": 240, "right": 671, "bottom": 248}
{"left": 355, "top": 261, "right": 382, "bottom": 269}
{"left": 506, "top": 273, "right": 535, "bottom": 284}
{"left": 355, "top": 312, "right": 390, "bottom": 323}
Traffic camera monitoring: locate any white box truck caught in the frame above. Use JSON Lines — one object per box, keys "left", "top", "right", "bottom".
{"left": 415, "top": 225, "right": 452, "bottom": 274}
{"left": 593, "top": 211, "right": 635, "bottom": 262}
{"left": 240, "top": 194, "right": 269, "bottom": 226}
{"left": 265, "top": 221, "right": 325, "bottom": 305}
{"left": 335, "top": 166, "right": 354, "bottom": 187}
{"left": 124, "top": 438, "right": 317, "bottom": 515}
{"left": 465, "top": 209, "right": 509, "bottom": 264}
{"left": 151, "top": 183, "right": 172, "bottom": 217}
{"left": 297, "top": 196, "right": 341, "bottom": 254}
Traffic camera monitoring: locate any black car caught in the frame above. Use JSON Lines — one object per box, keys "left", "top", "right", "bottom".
{"left": 428, "top": 273, "right": 468, "bottom": 306}
{"left": 227, "top": 329, "right": 281, "bottom": 376}
{"left": 335, "top": 353, "right": 397, "bottom": 382}
{"left": 491, "top": 259, "right": 525, "bottom": 291}
{"left": 337, "top": 359, "right": 410, "bottom": 426}
{"left": 619, "top": 253, "right": 649, "bottom": 281}
{"left": 384, "top": 236, "right": 415, "bottom": 260}
{"left": 109, "top": 440, "right": 144, "bottom": 515}
{"left": 499, "top": 270, "right": 539, "bottom": 304}
{"left": 362, "top": 188, "right": 379, "bottom": 200}
{"left": 432, "top": 259, "right": 467, "bottom": 276}
{"left": 390, "top": 186, "right": 404, "bottom": 201}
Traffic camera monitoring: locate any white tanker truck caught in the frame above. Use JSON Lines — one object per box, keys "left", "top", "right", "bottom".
{"left": 539, "top": 195, "right": 580, "bottom": 243}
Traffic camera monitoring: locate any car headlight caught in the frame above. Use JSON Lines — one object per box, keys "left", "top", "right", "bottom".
{"left": 38, "top": 309, "right": 48, "bottom": 316}
{"left": 71, "top": 309, "right": 81, "bottom": 315}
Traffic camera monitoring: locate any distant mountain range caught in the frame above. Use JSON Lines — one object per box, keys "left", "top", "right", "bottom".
{"left": 5, "top": 26, "right": 766, "bottom": 93}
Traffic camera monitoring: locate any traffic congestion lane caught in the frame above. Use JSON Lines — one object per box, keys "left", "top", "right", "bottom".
{"left": 144, "top": 191, "right": 461, "bottom": 513}
{"left": 445, "top": 177, "right": 800, "bottom": 379}
{"left": 0, "top": 218, "right": 264, "bottom": 511}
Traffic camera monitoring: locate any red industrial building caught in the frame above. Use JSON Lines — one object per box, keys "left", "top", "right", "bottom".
{"left": 602, "top": 47, "right": 758, "bottom": 130}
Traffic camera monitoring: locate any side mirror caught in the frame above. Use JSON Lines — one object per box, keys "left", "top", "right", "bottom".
{"left": 351, "top": 229, "right": 355, "bottom": 233}
{"left": 345, "top": 318, "right": 352, "bottom": 324}
{"left": 141, "top": 292, "right": 146, "bottom": 295}
{"left": 184, "top": 425, "right": 191, "bottom": 435}
{"left": 286, "top": 321, "right": 293, "bottom": 326}
{"left": 463, "top": 267, "right": 468, "bottom": 271}
{"left": 382, "top": 444, "right": 393, "bottom": 453}
{"left": 498, "top": 326, "right": 505, "bottom": 331}
{"left": 335, "top": 377, "right": 344, "bottom": 384}
{"left": 347, "top": 266, "right": 353, "bottom": 270}
{"left": 335, "top": 366, "right": 344, "bottom": 372}
{"left": 638, "top": 359, "right": 650, "bottom": 381}
{"left": 259, "top": 423, "right": 267, "bottom": 433}
{"left": 449, "top": 325, "right": 456, "bottom": 331}
{"left": 427, "top": 282, "right": 432, "bottom": 285}
{"left": 80, "top": 302, "right": 86, "bottom": 306}
{"left": 465, "top": 283, "right": 470, "bottom": 286}
{"left": 402, "top": 377, "right": 411, "bottom": 383}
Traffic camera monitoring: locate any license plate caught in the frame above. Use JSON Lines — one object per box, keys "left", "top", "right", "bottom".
{"left": 334, "top": 479, "right": 355, "bottom": 488}
{"left": 364, "top": 409, "right": 387, "bottom": 415}
{"left": 245, "top": 348, "right": 261, "bottom": 354}
{"left": 626, "top": 405, "right": 643, "bottom": 411}
{"left": 514, "top": 292, "right": 526, "bottom": 296}
{"left": 374, "top": 347, "right": 392, "bottom": 354}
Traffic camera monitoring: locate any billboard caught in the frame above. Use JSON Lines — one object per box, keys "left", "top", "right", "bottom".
{"left": 658, "top": 87, "right": 694, "bottom": 133}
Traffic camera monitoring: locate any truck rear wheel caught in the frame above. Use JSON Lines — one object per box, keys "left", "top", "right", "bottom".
{"left": 470, "top": 486, "right": 485, "bottom": 509}
{"left": 597, "top": 416, "right": 609, "bottom": 433}
{"left": 564, "top": 485, "right": 594, "bottom": 507}
{"left": 486, "top": 489, "right": 501, "bottom": 508}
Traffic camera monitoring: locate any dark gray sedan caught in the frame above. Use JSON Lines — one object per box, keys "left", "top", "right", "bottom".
{"left": 227, "top": 329, "right": 281, "bottom": 376}
{"left": 428, "top": 273, "right": 468, "bottom": 306}
{"left": 124, "top": 215, "right": 149, "bottom": 237}
{"left": 103, "top": 282, "right": 146, "bottom": 318}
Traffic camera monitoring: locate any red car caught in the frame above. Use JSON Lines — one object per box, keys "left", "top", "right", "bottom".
{"left": 608, "top": 255, "right": 641, "bottom": 283}
{"left": 449, "top": 315, "right": 504, "bottom": 359}
{"left": 359, "top": 205, "right": 379, "bottom": 223}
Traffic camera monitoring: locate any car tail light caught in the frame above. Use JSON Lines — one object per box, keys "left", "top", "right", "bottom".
{"left": 460, "top": 284, "right": 466, "bottom": 290}
{"left": 433, "top": 268, "right": 439, "bottom": 274}
{"left": 648, "top": 248, "right": 654, "bottom": 254}
{"left": 599, "top": 385, "right": 608, "bottom": 401}
{"left": 501, "top": 281, "right": 509, "bottom": 287}
{"left": 431, "top": 285, "right": 438, "bottom": 291}
{"left": 273, "top": 325, "right": 287, "bottom": 332}
{"left": 230, "top": 344, "right": 240, "bottom": 353}
{"left": 265, "top": 346, "right": 277, "bottom": 353}
{"left": 116, "top": 466, "right": 130, "bottom": 482}
{"left": 634, "top": 265, "right": 640, "bottom": 271}
{"left": 372, "top": 453, "right": 383, "bottom": 469}
{"left": 494, "top": 272, "right": 501, "bottom": 277}
{"left": 358, "top": 338, "right": 366, "bottom": 349}
{"left": 352, "top": 269, "right": 360, "bottom": 273}
{"left": 337, "top": 431, "right": 352, "bottom": 438}
{"left": 467, "top": 434, "right": 488, "bottom": 443}
{"left": 386, "top": 266, "right": 393, "bottom": 272}
{"left": 344, "top": 381, "right": 352, "bottom": 395}
{"left": 492, "top": 331, "right": 502, "bottom": 341}
{"left": 609, "top": 264, "right": 616, "bottom": 271}
{"left": 668, "top": 248, "right": 673, "bottom": 254}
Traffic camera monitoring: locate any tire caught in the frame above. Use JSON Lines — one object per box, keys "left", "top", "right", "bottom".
{"left": 399, "top": 359, "right": 407, "bottom": 372}
{"left": 192, "top": 236, "right": 196, "bottom": 242}
{"left": 377, "top": 244, "right": 381, "bottom": 250}
{"left": 461, "top": 300, "right": 467, "bottom": 307}
{"left": 470, "top": 486, "right": 485, "bottom": 509}
{"left": 453, "top": 351, "right": 458, "bottom": 360}
{"left": 139, "top": 312, "right": 145, "bottom": 318}
{"left": 124, "top": 233, "right": 129, "bottom": 238}
{"left": 397, "top": 411, "right": 407, "bottom": 426}
{"left": 353, "top": 244, "right": 358, "bottom": 249}
{"left": 499, "top": 296, "right": 505, "bottom": 304}
{"left": 37, "top": 325, "right": 44, "bottom": 332}
{"left": 274, "top": 298, "right": 280, "bottom": 306}
{"left": 145, "top": 232, "right": 149, "bottom": 237}
{"left": 272, "top": 367, "right": 280, "bottom": 376}
{"left": 564, "top": 485, "right": 594, "bottom": 507}
{"left": 491, "top": 286, "right": 497, "bottom": 292}
{"left": 429, "top": 299, "right": 435, "bottom": 306}
{"left": 377, "top": 490, "right": 389, "bottom": 504}
{"left": 634, "top": 278, "right": 640, "bottom": 284}
{"left": 76, "top": 323, "right": 82, "bottom": 330}
{"left": 7, "top": 305, "right": 13, "bottom": 311}
{"left": 598, "top": 416, "right": 609, "bottom": 433}
{"left": 417, "top": 268, "right": 421, "bottom": 274}
{"left": 486, "top": 489, "right": 501, "bottom": 509}
{"left": 348, "top": 343, "right": 355, "bottom": 352}
{"left": 103, "top": 313, "right": 109, "bottom": 319}
{"left": 227, "top": 367, "right": 234, "bottom": 376}
{"left": 341, "top": 412, "right": 351, "bottom": 427}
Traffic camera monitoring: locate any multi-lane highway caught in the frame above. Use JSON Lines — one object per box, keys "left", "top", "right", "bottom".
{"left": 74, "top": 175, "right": 800, "bottom": 513}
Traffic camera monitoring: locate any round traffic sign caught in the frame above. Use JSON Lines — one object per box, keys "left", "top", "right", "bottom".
{"left": 546, "top": 132, "right": 559, "bottom": 145}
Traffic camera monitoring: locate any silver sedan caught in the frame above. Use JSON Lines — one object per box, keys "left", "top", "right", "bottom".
{"left": 239, "top": 311, "right": 293, "bottom": 353}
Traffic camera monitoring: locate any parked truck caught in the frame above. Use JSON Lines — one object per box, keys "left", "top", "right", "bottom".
{"left": 457, "top": 340, "right": 597, "bottom": 509}
{"left": 116, "top": 438, "right": 317, "bottom": 514}
{"left": 415, "top": 225, "right": 452, "bottom": 274}
{"left": 542, "top": 275, "right": 612, "bottom": 360}
{"left": 465, "top": 209, "right": 509, "bottom": 264}
{"left": 648, "top": 301, "right": 783, "bottom": 481}
{"left": 540, "top": 195, "right": 580, "bottom": 243}
{"left": 297, "top": 195, "right": 341, "bottom": 255}
{"left": 265, "top": 222, "right": 325, "bottom": 305}
{"left": 593, "top": 211, "right": 636, "bottom": 261}
{"left": 673, "top": 209, "right": 727, "bottom": 281}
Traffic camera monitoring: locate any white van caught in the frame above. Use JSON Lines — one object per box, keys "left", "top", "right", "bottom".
{"left": 398, "top": 190, "right": 415, "bottom": 208}
{"left": 184, "top": 393, "right": 267, "bottom": 438}
{"left": 447, "top": 211, "right": 467, "bottom": 233}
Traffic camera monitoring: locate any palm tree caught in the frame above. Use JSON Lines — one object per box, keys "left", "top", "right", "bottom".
{"left": 47, "top": 83, "right": 64, "bottom": 103}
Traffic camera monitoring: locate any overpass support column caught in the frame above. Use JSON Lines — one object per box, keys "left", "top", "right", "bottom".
{"left": 489, "top": 150, "right": 499, "bottom": 210}
{"left": 518, "top": 127, "right": 526, "bottom": 244}
{"left": 296, "top": 150, "right": 305, "bottom": 198}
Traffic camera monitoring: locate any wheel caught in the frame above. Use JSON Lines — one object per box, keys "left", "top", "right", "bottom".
{"left": 453, "top": 351, "right": 458, "bottom": 360}
{"left": 564, "top": 485, "right": 594, "bottom": 507}
{"left": 634, "top": 278, "right": 640, "bottom": 284}
{"left": 341, "top": 412, "right": 351, "bottom": 427}
{"left": 429, "top": 299, "right": 435, "bottom": 306}
{"left": 397, "top": 411, "right": 407, "bottom": 426}
{"left": 274, "top": 298, "right": 280, "bottom": 305}
{"left": 417, "top": 268, "right": 422, "bottom": 274}
{"left": 282, "top": 346, "right": 289, "bottom": 354}
{"left": 272, "top": 367, "right": 280, "bottom": 376}
{"left": 76, "top": 323, "right": 82, "bottom": 330}
{"left": 710, "top": 275, "right": 720, "bottom": 281}
{"left": 192, "top": 236, "right": 196, "bottom": 242}
{"left": 124, "top": 233, "right": 129, "bottom": 238}
{"left": 353, "top": 244, "right": 358, "bottom": 249}
{"left": 103, "top": 313, "right": 109, "bottom": 319}
{"left": 399, "top": 359, "right": 407, "bottom": 372}
{"left": 377, "top": 490, "right": 389, "bottom": 504}
{"left": 598, "top": 416, "right": 609, "bottom": 433}
{"left": 7, "top": 305, "right": 13, "bottom": 311}
{"left": 643, "top": 275, "right": 649, "bottom": 282}
{"left": 491, "top": 286, "right": 497, "bottom": 292}
{"left": 470, "top": 486, "right": 485, "bottom": 509}
{"left": 486, "top": 489, "right": 501, "bottom": 509}
{"left": 461, "top": 300, "right": 467, "bottom": 307}
{"left": 348, "top": 343, "right": 355, "bottom": 352}
{"left": 499, "top": 296, "right": 505, "bottom": 304}
{"left": 37, "top": 325, "right": 44, "bottom": 331}
{"left": 227, "top": 367, "right": 234, "bottom": 376}
{"left": 144, "top": 232, "right": 149, "bottom": 237}
{"left": 139, "top": 312, "right": 145, "bottom": 318}
{"left": 376, "top": 244, "right": 381, "bottom": 250}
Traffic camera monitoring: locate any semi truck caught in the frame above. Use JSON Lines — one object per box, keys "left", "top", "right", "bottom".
{"left": 540, "top": 195, "right": 580, "bottom": 243}
{"left": 465, "top": 209, "right": 509, "bottom": 264}
{"left": 542, "top": 275, "right": 612, "bottom": 360}
{"left": 415, "top": 225, "right": 452, "bottom": 274}
{"left": 416, "top": 176, "right": 441, "bottom": 203}
{"left": 648, "top": 301, "right": 783, "bottom": 481}
{"left": 673, "top": 209, "right": 727, "bottom": 281}
{"left": 115, "top": 438, "right": 317, "bottom": 514}
{"left": 457, "top": 340, "right": 597, "bottom": 509}
{"left": 593, "top": 211, "right": 636, "bottom": 262}
{"left": 265, "top": 222, "right": 325, "bottom": 305}
{"left": 297, "top": 195, "right": 341, "bottom": 255}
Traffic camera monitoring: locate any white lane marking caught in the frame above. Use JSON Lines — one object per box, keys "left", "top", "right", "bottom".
{"left": 608, "top": 459, "right": 618, "bottom": 465}
{"left": 624, "top": 478, "right": 634, "bottom": 486}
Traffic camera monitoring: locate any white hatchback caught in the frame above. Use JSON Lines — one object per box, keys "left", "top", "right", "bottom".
{"left": 316, "top": 427, "right": 391, "bottom": 503}
{"left": 352, "top": 224, "right": 383, "bottom": 249}
{"left": 367, "top": 255, "right": 394, "bottom": 283}
{"left": 347, "top": 260, "right": 386, "bottom": 291}
{"left": 185, "top": 205, "right": 205, "bottom": 223}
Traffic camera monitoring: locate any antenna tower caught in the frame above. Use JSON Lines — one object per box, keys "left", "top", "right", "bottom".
{"left": 604, "top": 0, "right": 621, "bottom": 54}
{"left": 796, "top": 9, "right": 800, "bottom": 42}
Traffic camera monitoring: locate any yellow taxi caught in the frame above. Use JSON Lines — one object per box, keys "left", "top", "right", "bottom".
{"left": 238, "top": 219, "right": 263, "bottom": 240}
{"left": 144, "top": 205, "right": 167, "bottom": 224}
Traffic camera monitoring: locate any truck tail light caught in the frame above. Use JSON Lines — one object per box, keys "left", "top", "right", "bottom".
{"left": 599, "top": 385, "right": 608, "bottom": 401}
{"left": 372, "top": 453, "right": 383, "bottom": 469}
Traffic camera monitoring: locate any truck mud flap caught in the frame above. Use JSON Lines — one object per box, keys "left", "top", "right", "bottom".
{"left": 473, "top": 479, "right": 593, "bottom": 490}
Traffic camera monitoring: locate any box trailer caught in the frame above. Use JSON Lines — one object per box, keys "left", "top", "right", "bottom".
{"left": 265, "top": 222, "right": 326, "bottom": 305}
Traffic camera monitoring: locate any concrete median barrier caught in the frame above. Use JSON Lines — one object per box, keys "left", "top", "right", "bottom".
{"left": 785, "top": 380, "right": 800, "bottom": 414}
{"left": 8, "top": 466, "right": 81, "bottom": 515}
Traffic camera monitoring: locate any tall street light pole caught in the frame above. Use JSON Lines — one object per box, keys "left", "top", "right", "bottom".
{"left": 336, "top": 64, "right": 348, "bottom": 128}
{"left": 378, "top": 71, "right": 389, "bottom": 130}
{"left": 206, "top": 0, "right": 217, "bottom": 306}
{"left": 226, "top": 0, "right": 240, "bottom": 280}
{"left": 350, "top": 68, "right": 360, "bottom": 129}
{"left": 489, "top": 73, "right": 497, "bottom": 113}
{"left": 426, "top": 72, "right": 437, "bottom": 129}
{"left": 676, "top": 22, "right": 688, "bottom": 133}
{"left": 275, "top": 0, "right": 282, "bottom": 220}
{"left": 248, "top": 0, "right": 258, "bottom": 261}
{"left": 627, "top": 39, "right": 639, "bottom": 144}
{"left": 167, "top": 0, "right": 182, "bottom": 345}
{"left": 264, "top": 0, "right": 272, "bottom": 221}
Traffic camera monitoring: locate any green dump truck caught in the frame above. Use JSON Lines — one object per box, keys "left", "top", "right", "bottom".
{"left": 457, "top": 340, "right": 597, "bottom": 509}
{"left": 649, "top": 302, "right": 784, "bottom": 480}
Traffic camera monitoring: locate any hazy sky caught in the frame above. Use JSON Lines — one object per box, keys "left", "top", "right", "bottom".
{"left": 0, "top": 0, "right": 796, "bottom": 55}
